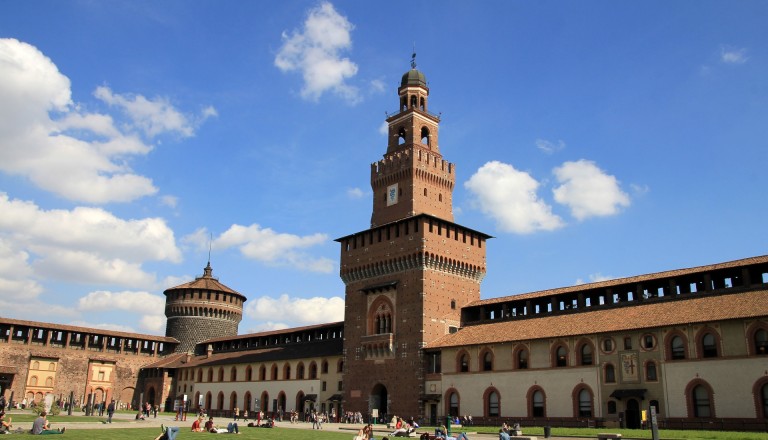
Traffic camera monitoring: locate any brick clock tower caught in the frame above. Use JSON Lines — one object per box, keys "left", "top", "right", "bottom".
{"left": 337, "top": 57, "right": 490, "bottom": 419}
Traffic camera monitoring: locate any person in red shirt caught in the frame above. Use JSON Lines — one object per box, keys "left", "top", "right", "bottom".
{"left": 191, "top": 416, "right": 204, "bottom": 432}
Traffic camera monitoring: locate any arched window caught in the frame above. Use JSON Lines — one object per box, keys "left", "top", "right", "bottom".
{"left": 575, "top": 388, "right": 593, "bottom": 417}
{"left": 218, "top": 367, "right": 224, "bottom": 382}
{"left": 670, "top": 335, "right": 687, "bottom": 360}
{"left": 32, "top": 361, "right": 40, "bottom": 370}
{"left": 554, "top": 345, "right": 568, "bottom": 367}
{"left": 297, "top": 363, "right": 305, "bottom": 379}
{"left": 485, "top": 389, "right": 500, "bottom": 417}
{"left": 579, "top": 341, "right": 594, "bottom": 365}
{"left": 515, "top": 346, "right": 529, "bottom": 369}
{"left": 754, "top": 328, "right": 768, "bottom": 355}
{"left": 198, "top": 369, "right": 203, "bottom": 382}
{"left": 245, "top": 366, "right": 252, "bottom": 381}
{"left": 761, "top": 383, "right": 768, "bottom": 418}
{"left": 458, "top": 353, "right": 469, "bottom": 373}
{"left": 321, "top": 361, "right": 329, "bottom": 374}
{"left": 398, "top": 127, "right": 406, "bottom": 145}
{"left": 481, "top": 351, "right": 493, "bottom": 371}
{"left": 421, "top": 127, "right": 430, "bottom": 146}
{"left": 645, "top": 361, "right": 658, "bottom": 381}
{"left": 530, "top": 388, "right": 546, "bottom": 417}
{"left": 697, "top": 329, "right": 719, "bottom": 358}
{"left": 283, "top": 364, "right": 291, "bottom": 380}
{"left": 692, "top": 385, "right": 712, "bottom": 417}
{"left": 447, "top": 391, "right": 459, "bottom": 417}
{"left": 605, "top": 363, "right": 616, "bottom": 383}
{"left": 259, "top": 365, "right": 266, "bottom": 381}
{"left": 29, "top": 376, "right": 38, "bottom": 386}
{"left": 270, "top": 364, "right": 278, "bottom": 380}
{"left": 45, "top": 377, "right": 53, "bottom": 387}
{"left": 309, "top": 362, "right": 318, "bottom": 379}
{"left": 230, "top": 367, "right": 237, "bottom": 382}
{"left": 207, "top": 368, "right": 213, "bottom": 382}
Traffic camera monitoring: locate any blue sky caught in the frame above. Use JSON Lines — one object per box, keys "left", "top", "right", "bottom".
{"left": 0, "top": 1, "right": 766, "bottom": 336}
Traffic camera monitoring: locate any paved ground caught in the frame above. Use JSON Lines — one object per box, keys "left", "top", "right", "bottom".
{"left": 2, "top": 409, "right": 576, "bottom": 439}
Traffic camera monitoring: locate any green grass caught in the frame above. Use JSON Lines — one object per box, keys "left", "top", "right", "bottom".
{"left": 440, "top": 425, "right": 767, "bottom": 440}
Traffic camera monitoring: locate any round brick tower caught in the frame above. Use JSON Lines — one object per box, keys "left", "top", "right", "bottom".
{"left": 164, "top": 262, "right": 246, "bottom": 354}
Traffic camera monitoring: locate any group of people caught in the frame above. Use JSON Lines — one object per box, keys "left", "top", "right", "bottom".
{"left": 191, "top": 415, "right": 240, "bottom": 434}
{"left": 389, "top": 416, "right": 419, "bottom": 437}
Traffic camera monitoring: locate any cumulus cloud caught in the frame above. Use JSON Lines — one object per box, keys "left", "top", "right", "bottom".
{"left": 94, "top": 86, "right": 215, "bottom": 138}
{"left": 245, "top": 294, "right": 344, "bottom": 330}
{"left": 535, "top": 138, "right": 565, "bottom": 154}
{"left": 0, "top": 38, "right": 212, "bottom": 203}
{"left": 185, "top": 224, "right": 334, "bottom": 273}
{"left": 274, "top": 2, "right": 360, "bottom": 102}
{"left": 720, "top": 46, "right": 748, "bottom": 64}
{"left": 0, "top": 238, "right": 43, "bottom": 299}
{"left": 0, "top": 193, "right": 180, "bottom": 289}
{"left": 77, "top": 290, "right": 166, "bottom": 332}
{"left": 552, "top": 160, "right": 630, "bottom": 220}
{"left": 465, "top": 161, "right": 564, "bottom": 234}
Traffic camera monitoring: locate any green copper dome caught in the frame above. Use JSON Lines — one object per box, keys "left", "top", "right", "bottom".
{"left": 400, "top": 68, "right": 427, "bottom": 88}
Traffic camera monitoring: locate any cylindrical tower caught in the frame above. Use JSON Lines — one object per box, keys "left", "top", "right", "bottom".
{"left": 163, "top": 262, "right": 246, "bottom": 353}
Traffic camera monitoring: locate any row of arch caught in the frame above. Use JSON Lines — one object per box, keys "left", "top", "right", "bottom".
{"left": 166, "top": 306, "right": 241, "bottom": 321}
{"left": 341, "top": 252, "right": 484, "bottom": 284}
{"left": 455, "top": 325, "right": 768, "bottom": 373}
{"left": 181, "top": 359, "right": 344, "bottom": 383}
{"left": 194, "top": 389, "right": 328, "bottom": 416}
{"left": 166, "top": 290, "right": 244, "bottom": 306}
{"left": 444, "top": 377, "right": 768, "bottom": 419}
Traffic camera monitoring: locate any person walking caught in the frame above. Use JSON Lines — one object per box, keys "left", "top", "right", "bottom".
{"left": 107, "top": 400, "right": 115, "bottom": 423}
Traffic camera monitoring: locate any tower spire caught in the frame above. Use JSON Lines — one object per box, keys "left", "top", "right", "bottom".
{"left": 411, "top": 44, "right": 417, "bottom": 69}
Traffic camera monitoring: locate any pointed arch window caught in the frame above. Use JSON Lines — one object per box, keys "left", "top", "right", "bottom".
{"left": 421, "top": 127, "right": 430, "bottom": 146}
{"left": 486, "top": 389, "right": 500, "bottom": 417}
{"left": 530, "top": 389, "right": 545, "bottom": 417}
{"left": 701, "top": 333, "right": 718, "bottom": 358}
{"left": 515, "top": 347, "right": 529, "bottom": 369}
{"left": 554, "top": 345, "right": 568, "bottom": 367}
{"left": 482, "top": 351, "right": 493, "bottom": 371}
{"left": 760, "top": 382, "right": 768, "bottom": 418}
{"left": 605, "top": 363, "right": 616, "bottom": 383}
{"left": 458, "top": 353, "right": 469, "bottom": 373}
{"left": 576, "top": 388, "right": 593, "bottom": 417}
{"left": 579, "top": 341, "right": 594, "bottom": 365}
{"left": 448, "top": 391, "right": 459, "bottom": 417}
{"left": 670, "top": 335, "right": 687, "bottom": 360}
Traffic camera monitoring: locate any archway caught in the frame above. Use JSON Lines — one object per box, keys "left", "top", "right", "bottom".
{"left": 625, "top": 399, "right": 641, "bottom": 429}
{"left": 370, "top": 383, "right": 388, "bottom": 418}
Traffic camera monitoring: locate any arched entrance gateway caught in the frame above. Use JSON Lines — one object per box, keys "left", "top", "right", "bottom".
{"left": 370, "top": 384, "right": 388, "bottom": 419}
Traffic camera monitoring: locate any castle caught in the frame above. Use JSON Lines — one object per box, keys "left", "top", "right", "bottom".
{"left": 1, "top": 63, "right": 767, "bottom": 431}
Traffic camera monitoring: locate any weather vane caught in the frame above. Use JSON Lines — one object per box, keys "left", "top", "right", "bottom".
{"left": 411, "top": 43, "right": 417, "bottom": 69}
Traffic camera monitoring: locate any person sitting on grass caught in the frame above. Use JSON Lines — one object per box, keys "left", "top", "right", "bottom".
{"left": 191, "top": 415, "right": 205, "bottom": 432}
{"left": 31, "top": 411, "right": 65, "bottom": 435}
{"left": 0, "top": 412, "right": 12, "bottom": 433}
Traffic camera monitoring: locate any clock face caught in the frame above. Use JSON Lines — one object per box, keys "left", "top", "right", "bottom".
{"left": 387, "top": 183, "right": 398, "bottom": 206}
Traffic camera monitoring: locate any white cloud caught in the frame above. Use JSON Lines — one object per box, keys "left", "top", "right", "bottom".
{"left": 378, "top": 121, "right": 388, "bottom": 135}
{"left": 370, "top": 79, "right": 386, "bottom": 93}
{"left": 77, "top": 290, "right": 166, "bottom": 333}
{"left": 0, "top": 38, "right": 212, "bottom": 204}
{"left": 465, "top": 161, "right": 564, "bottom": 234}
{"left": 245, "top": 294, "right": 344, "bottom": 329}
{"left": 160, "top": 195, "right": 179, "bottom": 209}
{"left": 575, "top": 273, "right": 615, "bottom": 285}
{"left": 720, "top": 46, "right": 748, "bottom": 64}
{"left": 552, "top": 160, "right": 630, "bottom": 220}
{"left": 347, "top": 187, "right": 365, "bottom": 199}
{"left": 0, "top": 238, "right": 43, "bottom": 299}
{"left": 198, "top": 224, "right": 334, "bottom": 273}
{"left": 94, "top": 86, "right": 215, "bottom": 138}
{"left": 0, "top": 193, "right": 180, "bottom": 288}
{"left": 535, "top": 138, "right": 565, "bottom": 154}
{"left": 274, "top": 2, "right": 360, "bottom": 102}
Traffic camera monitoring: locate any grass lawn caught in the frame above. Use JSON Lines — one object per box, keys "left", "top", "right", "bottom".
{"left": 26, "top": 424, "right": 766, "bottom": 440}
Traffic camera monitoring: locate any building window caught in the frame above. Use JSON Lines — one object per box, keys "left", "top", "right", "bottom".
{"left": 580, "top": 343, "right": 593, "bottom": 365}
{"left": 246, "top": 366, "right": 252, "bottom": 381}
{"left": 555, "top": 345, "right": 568, "bottom": 367}
{"left": 448, "top": 392, "right": 459, "bottom": 417}
{"left": 605, "top": 364, "right": 616, "bottom": 383}
{"left": 642, "top": 334, "right": 656, "bottom": 350}
{"left": 646, "top": 361, "right": 658, "bottom": 381}
{"left": 427, "top": 352, "right": 441, "bottom": 374}
{"left": 482, "top": 351, "right": 493, "bottom": 371}
{"left": 671, "top": 335, "right": 687, "bottom": 360}
{"left": 516, "top": 347, "right": 529, "bottom": 369}
{"left": 459, "top": 353, "right": 469, "bottom": 373}
{"left": 322, "top": 381, "right": 327, "bottom": 392}
{"left": 761, "top": 383, "right": 768, "bottom": 418}
{"left": 487, "top": 390, "right": 500, "bottom": 417}
{"left": 701, "top": 333, "right": 718, "bottom": 358}
{"left": 321, "top": 361, "right": 329, "bottom": 374}
{"left": 531, "top": 390, "right": 545, "bottom": 417}
{"left": 231, "top": 367, "right": 237, "bottom": 381}
{"left": 607, "top": 401, "right": 617, "bottom": 414}
{"left": 297, "top": 364, "right": 305, "bottom": 379}
{"left": 755, "top": 329, "right": 768, "bottom": 355}
{"left": 577, "top": 388, "right": 592, "bottom": 417}
{"left": 624, "top": 337, "right": 632, "bottom": 350}
{"left": 602, "top": 338, "right": 614, "bottom": 353}
{"left": 692, "top": 385, "right": 712, "bottom": 417}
